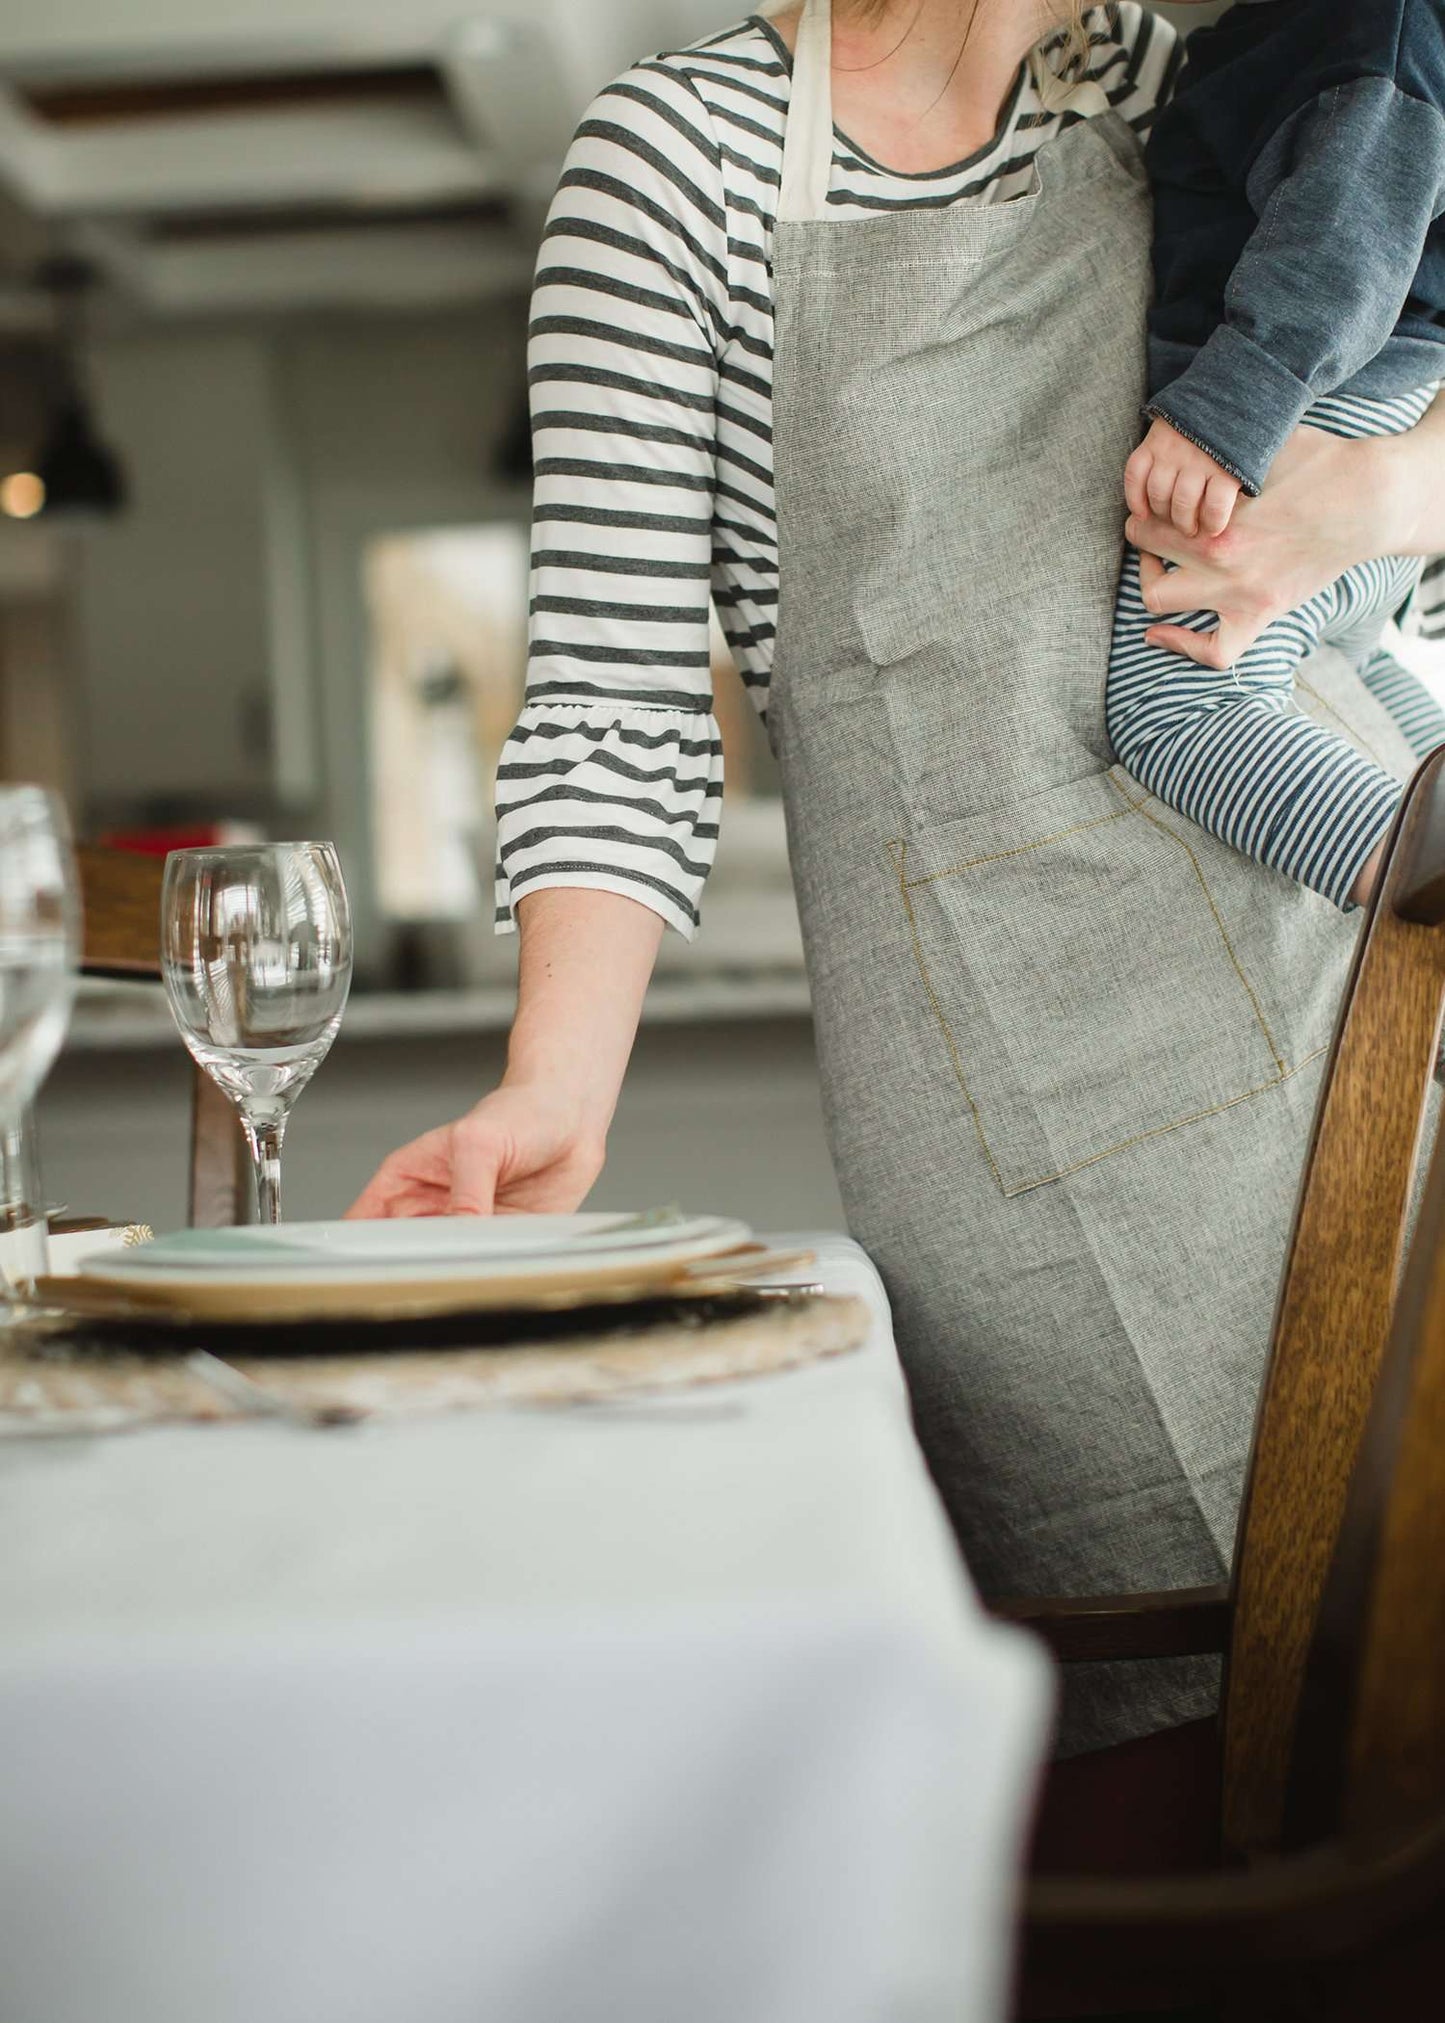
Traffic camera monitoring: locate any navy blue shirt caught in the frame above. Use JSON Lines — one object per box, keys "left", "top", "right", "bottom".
{"left": 1145, "top": 0, "right": 1445, "bottom": 493}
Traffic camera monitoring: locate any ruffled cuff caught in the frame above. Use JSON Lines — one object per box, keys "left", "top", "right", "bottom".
{"left": 493, "top": 702, "right": 724, "bottom": 942}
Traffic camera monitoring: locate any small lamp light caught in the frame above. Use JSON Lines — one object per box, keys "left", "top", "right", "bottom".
{"left": 0, "top": 472, "right": 46, "bottom": 520}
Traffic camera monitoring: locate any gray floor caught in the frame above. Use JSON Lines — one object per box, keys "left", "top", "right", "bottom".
{"left": 38, "top": 1015, "right": 847, "bottom": 1237}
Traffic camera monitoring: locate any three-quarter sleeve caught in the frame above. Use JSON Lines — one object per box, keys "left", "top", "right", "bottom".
{"left": 494, "top": 64, "right": 731, "bottom": 941}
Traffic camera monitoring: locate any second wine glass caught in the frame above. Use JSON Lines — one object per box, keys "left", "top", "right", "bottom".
{"left": 161, "top": 843, "right": 352, "bottom": 1225}
{"left": 0, "top": 787, "right": 80, "bottom": 1294}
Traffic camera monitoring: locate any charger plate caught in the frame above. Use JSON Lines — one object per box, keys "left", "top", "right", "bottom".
{"left": 0, "top": 1289, "right": 869, "bottom": 1436}
{"left": 32, "top": 1243, "right": 814, "bottom": 1330}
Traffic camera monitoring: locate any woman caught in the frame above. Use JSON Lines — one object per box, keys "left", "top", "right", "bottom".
{"left": 353, "top": 0, "right": 1445, "bottom": 1753}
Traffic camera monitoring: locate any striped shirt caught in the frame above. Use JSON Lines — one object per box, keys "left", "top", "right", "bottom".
{"left": 495, "top": 5, "right": 1445, "bottom": 940}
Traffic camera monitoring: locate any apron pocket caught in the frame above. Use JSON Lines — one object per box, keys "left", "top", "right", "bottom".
{"left": 888, "top": 767, "right": 1305, "bottom": 1198}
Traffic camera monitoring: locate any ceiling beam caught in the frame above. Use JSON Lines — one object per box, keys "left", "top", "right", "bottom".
{"left": 5, "top": 100, "right": 500, "bottom": 217}
{"left": 0, "top": 3, "right": 456, "bottom": 81}
{"left": 0, "top": 1, "right": 738, "bottom": 95}
{"left": 441, "top": 18, "right": 573, "bottom": 203}
{"left": 0, "top": 86, "right": 61, "bottom": 210}
{"left": 19, "top": 67, "right": 442, "bottom": 127}
{"left": 0, "top": 6, "right": 743, "bottom": 314}
{"left": 71, "top": 215, "right": 533, "bottom": 315}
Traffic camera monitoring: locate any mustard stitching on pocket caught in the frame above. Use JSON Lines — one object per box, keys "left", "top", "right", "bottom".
{"left": 902, "top": 799, "right": 1144, "bottom": 888}
{"left": 1000, "top": 1046, "right": 1328, "bottom": 1198}
{"left": 888, "top": 838, "right": 1008, "bottom": 1194}
{"left": 886, "top": 792, "right": 1322, "bottom": 1197}
{"left": 1103, "top": 775, "right": 1286, "bottom": 1076}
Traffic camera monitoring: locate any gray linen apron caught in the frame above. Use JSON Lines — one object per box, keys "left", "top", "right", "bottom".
{"left": 767, "top": 0, "right": 1422, "bottom": 1754}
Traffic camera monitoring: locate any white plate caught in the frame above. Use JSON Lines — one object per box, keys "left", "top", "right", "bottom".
{"left": 77, "top": 1213, "right": 753, "bottom": 1288}
{"left": 44, "top": 1238, "right": 809, "bottom": 1328}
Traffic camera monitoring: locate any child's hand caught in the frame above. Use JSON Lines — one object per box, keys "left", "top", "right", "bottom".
{"left": 1125, "top": 417, "right": 1241, "bottom": 538}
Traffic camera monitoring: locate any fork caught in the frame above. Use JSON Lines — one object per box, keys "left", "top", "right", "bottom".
{"left": 185, "top": 1350, "right": 364, "bottom": 1430}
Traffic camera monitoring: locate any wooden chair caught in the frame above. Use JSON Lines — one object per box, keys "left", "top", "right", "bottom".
{"left": 994, "top": 746, "right": 1445, "bottom": 2014}
{"left": 76, "top": 845, "right": 247, "bottom": 1228}
{"left": 1019, "top": 1024, "right": 1445, "bottom": 2018}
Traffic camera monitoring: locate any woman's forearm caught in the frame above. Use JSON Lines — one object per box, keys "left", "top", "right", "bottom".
{"left": 504, "top": 887, "right": 665, "bottom": 1144}
{"left": 1373, "top": 390, "right": 1445, "bottom": 559}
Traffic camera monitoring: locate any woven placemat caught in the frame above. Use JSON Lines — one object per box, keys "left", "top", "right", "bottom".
{"left": 0, "top": 1292, "right": 871, "bottom": 1438}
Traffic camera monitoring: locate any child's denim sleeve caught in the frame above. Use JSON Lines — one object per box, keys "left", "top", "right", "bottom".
{"left": 1147, "top": 77, "right": 1445, "bottom": 496}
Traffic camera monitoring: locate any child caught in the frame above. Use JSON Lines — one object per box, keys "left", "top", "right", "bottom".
{"left": 1105, "top": 0, "right": 1445, "bottom": 908}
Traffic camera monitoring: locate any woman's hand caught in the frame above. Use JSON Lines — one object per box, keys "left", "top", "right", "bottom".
{"left": 346, "top": 1079, "right": 606, "bottom": 1218}
{"left": 1125, "top": 422, "right": 1420, "bottom": 671}
{"left": 347, "top": 884, "right": 662, "bottom": 1220}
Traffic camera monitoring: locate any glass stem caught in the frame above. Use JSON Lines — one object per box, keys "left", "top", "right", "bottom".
{"left": 0, "top": 1105, "right": 50, "bottom": 1300}
{"left": 242, "top": 1117, "right": 287, "bottom": 1226}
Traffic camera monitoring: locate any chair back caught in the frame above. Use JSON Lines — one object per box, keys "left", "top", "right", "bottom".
{"left": 1286, "top": 1093, "right": 1445, "bottom": 1855}
{"left": 1221, "top": 749, "right": 1445, "bottom": 1859}
{"left": 1024, "top": 968, "right": 1445, "bottom": 2000}
{"left": 74, "top": 845, "right": 246, "bottom": 1227}
{"left": 76, "top": 844, "right": 165, "bottom": 979}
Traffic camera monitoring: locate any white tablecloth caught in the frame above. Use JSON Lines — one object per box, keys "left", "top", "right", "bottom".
{"left": 0, "top": 1235, "right": 1052, "bottom": 2023}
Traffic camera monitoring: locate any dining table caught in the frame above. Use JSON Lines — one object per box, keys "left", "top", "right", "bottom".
{"left": 0, "top": 1232, "right": 1052, "bottom": 2023}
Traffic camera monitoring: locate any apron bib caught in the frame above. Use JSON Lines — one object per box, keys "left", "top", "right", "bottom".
{"left": 766, "top": 0, "right": 1420, "bottom": 1752}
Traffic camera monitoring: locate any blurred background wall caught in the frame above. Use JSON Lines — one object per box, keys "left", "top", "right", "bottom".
{"left": 3, "top": 2, "right": 1429, "bottom": 1228}
{"left": 0, "top": 1, "right": 833, "bottom": 1223}
{"left": 0, "top": 1, "right": 804, "bottom": 975}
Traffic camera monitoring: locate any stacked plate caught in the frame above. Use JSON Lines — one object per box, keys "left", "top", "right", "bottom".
{"left": 44, "top": 1211, "right": 809, "bottom": 1329}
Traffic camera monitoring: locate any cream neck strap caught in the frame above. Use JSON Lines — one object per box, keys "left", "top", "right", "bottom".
{"left": 777, "top": 0, "right": 834, "bottom": 225}
{"left": 774, "top": 0, "right": 1110, "bottom": 227}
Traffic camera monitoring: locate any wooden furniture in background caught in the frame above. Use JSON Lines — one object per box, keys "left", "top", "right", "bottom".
{"left": 997, "top": 746, "right": 1445, "bottom": 2014}
{"left": 75, "top": 845, "right": 246, "bottom": 1227}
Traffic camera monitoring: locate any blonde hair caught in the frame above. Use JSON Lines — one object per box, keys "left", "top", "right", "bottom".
{"left": 1037, "top": 3, "right": 1093, "bottom": 87}
{"left": 838, "top": 2, "right": 1094, "bottom": 90}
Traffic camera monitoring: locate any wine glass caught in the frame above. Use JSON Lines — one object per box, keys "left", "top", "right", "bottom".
{"left": 0, "top": 788, "right": 80, "bottom": 1294}
{"left": 161, "top": 843, "right": 352, "bottom": 1225}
